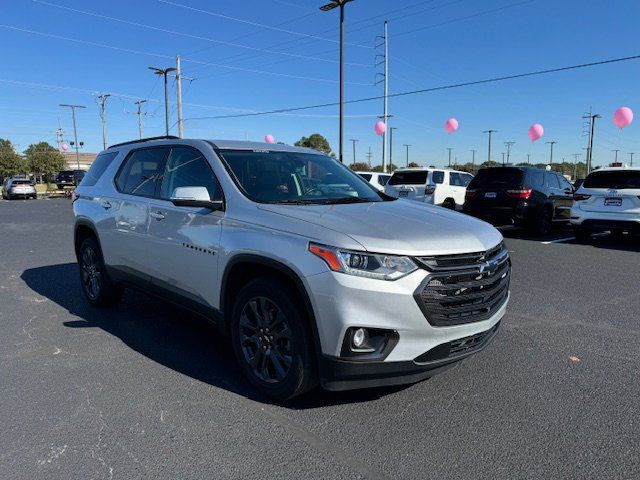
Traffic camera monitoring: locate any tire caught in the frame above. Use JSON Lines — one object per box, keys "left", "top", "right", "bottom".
{"left": 57, "top": 184, "right": 64, "bottom": 190}
{"left": 230, "top": 277, "right": 317, "bottom": 401}
{"left": 442, "top": 198, "right": 456, "bottom": 210}
{"left": 573, "top": 226, "right": 591, "bottom": 242}
{"left": 78, "top": 237, "right": 124, "bottom": 307}
{"left": 530, "top": 206, "right": 552, "bottom": 236}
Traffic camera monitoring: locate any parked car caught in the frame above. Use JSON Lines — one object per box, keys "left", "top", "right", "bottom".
{"left": 55, "top": 169, "right": 85, "bottom": 189}
{"left": 73, "top": 137, "right": 510, "bottom": 400}
{"left": 384, "top": 167, "right": 473, "bottom": 210}
{"left": 573, "top": 178, "right": 585, "bottom": 190}
{"left": 571, "top": 166, "right": 640, "bottom": 240}
{"left": 355, "top": 171, "right": 391, "bottom": 192}
{"left": 2, "top": 178, "right": 37, "bottom": 200}
{"left": 463, "top": 166, "right": 574, "bottom": 235}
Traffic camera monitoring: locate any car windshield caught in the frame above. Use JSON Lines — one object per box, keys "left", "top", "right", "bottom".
{"left": 583, "top": 170, "right": 640, "bottom": 189}
{"left": 388, "top": 171, "right": 428, "bottom": 185}
{"left": 218, "top": 149, "right": 386, "bottom": 204}
{"left": 468, "top": 168, "right": 525, "bottom": 188}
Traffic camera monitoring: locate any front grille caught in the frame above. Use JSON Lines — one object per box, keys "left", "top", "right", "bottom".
{"left": 415, "top": 241, "right": 505, "bottom": 271}
{"left": 414, "top": 322, "right": 500, "bottom": 363}
{"left": 414, "top": 243, "right": 510, "bottom": 326}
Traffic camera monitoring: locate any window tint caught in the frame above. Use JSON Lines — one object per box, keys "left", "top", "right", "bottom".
{"left": 116, "top": 148, "right": 166, "bottom": 197}
{"left": 530, "top": 171, "right": 544, "bottom": 187}
{"left": 160, "top": 146, "right": 222, "bottom": 201}
{"left": 546, "top": 172, "right": 561, "bottom": 189}
{"left": 358, "top": 173, "right": 372, "bottom": 182}
{"left": 388, "top": 171, "right": 428, "bottom": 185}
{"left": 81, "top": 152, "right": 118, "bottom": 187}
{"left": 379, "top": 174, "right": 391, "bottom": 186}
{"left": 431, "top": 171, "right": 445, "bottom": 184}
{"left": 449, "top": 172, "right": 463, "bottom": 186}
{"left": 558, "top": 176, "right": 573, "bottom": 191}
{"left": 460, "top": 174, "right": 473, "bottom": 187}
{"left": 583, "top": 170, "right": 640, "bottom": 189}
{"left": 468, "top": 168, "right": 524, "bottom": 188}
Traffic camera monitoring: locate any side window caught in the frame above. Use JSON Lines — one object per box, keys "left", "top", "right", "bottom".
{"left": 530, "top": 171, "right": 544, "bottom": 187}
{"left": 432, "top": 171, "right": 444, "bottom": 184}
{"left": 449, "top": 172, "right": 460, "bottom": 186}
{"left": 545, "top": 172, "right": 560, "bottom": 189}
{"left": 159, "top": 146, "right": 223, "bottom": 201}
{"left": 559, "top": 176, "right": 573, "bottom": 191}
{"left": 461, "top": 174, "right": 473, "bottom": 186}
{"left": 379, "top": 175, "right": 390, "bottom": 186}
{"left": 81, "top": 152, "right": 118, "bottom": 187}
{"left": 116, "top": 148, "right": 166, "bottom": 197}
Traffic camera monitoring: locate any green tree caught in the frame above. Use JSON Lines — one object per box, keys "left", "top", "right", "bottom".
{"left": 0, "top": 138, "right": 26, "bottom": 181}
{"left": 371, "top": 163, "right": 398, "bottom": 172}
{"left": 294, "top": 134, "right": 334, "bottom": 156}
{"left": 25, "top": 142, "right": 65, "bottom": 181}
{"left": 407, "top": 162, "right": 421, "bottom": 168}
{"left": 349, "top": 162, "right": 371, "bottom": 171}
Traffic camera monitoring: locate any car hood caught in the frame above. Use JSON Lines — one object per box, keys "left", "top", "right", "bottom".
{"left": 257, "top": 199, "right": 502, "bottom": 255}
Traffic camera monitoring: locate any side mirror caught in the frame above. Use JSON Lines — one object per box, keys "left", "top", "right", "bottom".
{"left": 170, "top": 186, "right": 224, "bottom": 211}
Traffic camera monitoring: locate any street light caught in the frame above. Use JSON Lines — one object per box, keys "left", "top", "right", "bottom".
{"left": 319, "top": 0, "right": 354, "bottom": 164}
{"left": 60, "top": 104, "right": 86, "bottom": 169}
{"left": 149, "top": 66, "right": 177, "bottom": 136}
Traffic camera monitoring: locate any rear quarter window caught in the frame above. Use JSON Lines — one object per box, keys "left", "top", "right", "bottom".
{"left": 431, "top": 171, "right": 445, "bottom": 184}
{"left": 80, "top": 152, "right": 119, "bottom": 187}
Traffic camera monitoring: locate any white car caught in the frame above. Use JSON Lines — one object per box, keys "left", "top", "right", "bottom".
{"left": 2, "top": 178, "right": 37, "bottom": 200}
{"left": 355, "top": 171, "right": 391, "bottom": 191}
{"left": 384, "top": 167, "right": 473, "bottom": 210}
{"left": 571, "top": 166, "right": 640, "bottom": 240}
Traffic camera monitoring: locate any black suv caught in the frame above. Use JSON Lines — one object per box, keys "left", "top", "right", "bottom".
{"left": 463, "top": 166, "right": 574, "bottom": 235}
{"left": 55, "top": 170, "right": 85, "bottom": 189}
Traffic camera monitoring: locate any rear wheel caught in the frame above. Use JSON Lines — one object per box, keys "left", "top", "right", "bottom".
{"left": 230, "top": 277, "right": 317, "bottom": 401}
{"left": 531, "top": 206, "right": 552, "bottom": 236}
{"left": 78, "top": 237, "right": 123, "bottom": 307}
{"left": 573, "top": 226, "right": 591, "bottom": 242}
{"left": 442, "top": 198, "right": 456, "bottom": 210}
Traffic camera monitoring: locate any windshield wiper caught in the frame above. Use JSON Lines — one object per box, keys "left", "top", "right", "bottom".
{"left": 268, "top": 199, "right": 320, "bottom": 205}
{"left": 321, "top": 197, "right": 373, "bottom": 205}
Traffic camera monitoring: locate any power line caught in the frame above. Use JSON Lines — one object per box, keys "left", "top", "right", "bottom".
{"left": 185, "top": 54, "right": 640, "bottom": 121}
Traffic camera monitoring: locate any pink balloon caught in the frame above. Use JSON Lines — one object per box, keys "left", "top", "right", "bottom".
{"left": 444, "top": 118, "right": 459, "bottom": 133}
{"left": 613, "top": 107, "right": 633, "bottom": 129}
{"left": 264, "top": 134, "right": 275, "bottom": 144}
{"left": 374, "top": 121, "right": 387, "bottom": 136}
{"left": 61, "top": 143, "right": 69, "bottom": 152}
{"left": 528, "top": 124, "right": 544, "bottom": 142}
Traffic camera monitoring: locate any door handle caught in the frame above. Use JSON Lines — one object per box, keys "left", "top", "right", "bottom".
{"left": 101, "top": 201, "right": 112, "bottom": 210}
{"left": 150, "top": 211, "right": 166, "bottom": 220}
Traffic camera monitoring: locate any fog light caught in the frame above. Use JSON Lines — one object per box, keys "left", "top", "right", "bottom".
{"left": 352, "top": 328, "right": 367, "bottom": 348}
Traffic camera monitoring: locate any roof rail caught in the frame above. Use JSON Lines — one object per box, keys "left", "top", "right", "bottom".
{"left": 108, "top": 135, "right": 180, "bottom": 149}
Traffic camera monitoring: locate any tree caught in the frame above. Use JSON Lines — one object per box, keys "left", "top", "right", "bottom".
{"left": 349, "top": 162, "right": 370, "bottom": 172}
{"left": 0, "top": 138, "right": 26, "bottom": 181}
{"left": 24, "top": 142, "right": 65, "bottom": 181}
{"left": 371, "top": 163, "right": 398, "bottom": 172}
{"left": 407, "top": 162, "right": 421, "bottom": 168}
{"left": 294, "top": 134, "right": 334, "bottom": 156}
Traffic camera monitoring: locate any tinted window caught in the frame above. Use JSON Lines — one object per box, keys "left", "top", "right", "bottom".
{"left": 379, "top": 174, "right": 391, "bottom": 186}
{"left": 81, "top": 152, "right": 118, "bottom": 187}
{"left": 388, "top": 171, "right": 428, "bottom": 185}
{"left": 431, "top": 171, "right": 445, "bottom": 184}
{"left": 546, "top": 172, "right": 561, "bottom": 189}
{"left": 12, "top": 180, "right": 32, "bottom": 185}
{"left": 583, "top": 170, "right": 640, "bottom": 189}
{"left": 449, "top": 172, "right": 463, "bottom": 186}
{"left": 116, "top": 148, "right": 166, "bottom": 197}
{"left": 160, "top": 146, "right": 222, "bottom": 201}
{"left": 529, "top": 171, "right": 544, "bottom": 187}
{"left": 468, "top": 168, "right": 524, "bottom": 188}
{"left": 461, "top": 174, "right": 473, "bottom": 187}
{"left": 358, "top": 173, "right": 372, "bottom": 181}
{"left": 558, "top": 176, "right": 573, "bottom": 191}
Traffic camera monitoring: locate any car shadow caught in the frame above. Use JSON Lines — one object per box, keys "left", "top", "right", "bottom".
{"left": 21, "top": 263, "right": 410, "bottom": 408}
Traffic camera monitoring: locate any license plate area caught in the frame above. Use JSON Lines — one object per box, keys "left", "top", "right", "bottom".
{"left": 604, "top": 197, "right": 622, "bottom": 207}
{"left": 484, "top": 192, "right": 497, "bottom": 199}
{"left": 399, "top": 190, "right": 409, "bottom": 197}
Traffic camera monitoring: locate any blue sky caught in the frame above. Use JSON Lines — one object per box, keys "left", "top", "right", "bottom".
{"left": 1, "top": 0, "right": 639, "bottom": 168}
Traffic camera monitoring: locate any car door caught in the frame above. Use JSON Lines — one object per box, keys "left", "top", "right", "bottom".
{"left": 99, "top": 146, "right": 168, "bottom": 279}
{"left": 556, "top": 174, "right": 574, "bottom": 220}
{"left": 448, "top": 172, "right": 465, "bottom": 207}
{"left": 146, "top": 145, "right": 224, "bottom": 310}
{"left": 545, "top": 171, "right": 564, "bottom": 220}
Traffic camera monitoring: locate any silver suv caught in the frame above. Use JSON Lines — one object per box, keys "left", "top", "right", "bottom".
{"left": 73, "top": 137, "right": 510, "bottom": 400}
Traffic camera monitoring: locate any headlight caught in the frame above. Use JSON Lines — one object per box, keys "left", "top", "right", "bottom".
{"left": 309, "top": 243, "right": 417, "bottom": 280}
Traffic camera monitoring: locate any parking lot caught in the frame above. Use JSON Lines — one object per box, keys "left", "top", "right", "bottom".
{"left": 1, "top": 198, "right": 638, "bottom": 479}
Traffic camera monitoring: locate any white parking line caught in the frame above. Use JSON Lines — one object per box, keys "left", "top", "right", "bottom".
{"left": 541, "top": 237, "right": 575, "bottom": 244}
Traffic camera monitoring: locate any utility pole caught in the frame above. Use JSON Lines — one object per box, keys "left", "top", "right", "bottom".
{"left": 501, "top": 152, "right": 505, "bottom": 165}
{"left": 504, "top": 141, "right": 515, "bottom": 165}
{"left": 629, "top": 152, "right": 635, "bottom": 167}
{"left": 612, "top": 149, "right": 620, "bottom": 164}
{"left": 546, "top": 141, "right": 557, "bottom": 164}
{"left": 447, "top": 147, "right": 453, "bottom": 167}
{"left": 175, "top": 56, "right": 196, "bottom": 139}
{"left": 526, "top": 154, "right": 531, "bottom": 164}
{"left": 366, "top": 146, "right": 372, "bottom": 167}
{"left": 97, "top": 94, "right": 111, "bottom": 150}
{"left": 133, "top": 100, "right": 148, "bottom": 139}
{"left": 582, "top": 111, "right": 601, "bottom": 174}
{"left": 320, "top": 0, "right": 354, "bottom": 163}
{"left": 483, "top": 130, "right": 496, "bottom": 163}
{"left": 149, "top": 66, "right": 176, "bottom": 136}
{"left": 403, "top": 144, "right": 411, "bottom": 167}
{"left": 572, "top": 153, "right": 581, "bottom": 180}
{"left": 375, "top": 21, "right": 389, "bottom": 172}
{"left": 59, "top": 104, "right": 86, "bottom": 169}
{"left": 349, "top": 138, "right": 358, "bottom": 166}
{"left": 389, "top": 127, "right": 397, "bottom": 168}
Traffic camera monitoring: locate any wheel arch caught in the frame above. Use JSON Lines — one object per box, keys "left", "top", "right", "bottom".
{"left": 74, "top": 220, "right": 101, "bottom": 260}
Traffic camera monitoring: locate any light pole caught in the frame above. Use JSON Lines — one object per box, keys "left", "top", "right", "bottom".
{"left": 320, "top": 0, "right": 354, "bottom": 163}
{"left": 149, "top": 66, "right": 176, "bottom": 136}
{"left": 546, "top": 141, "right": 557, "bottom": 164}
{"left": 60, "top": 104, "right": 86, "bottom": 169}
{"left": 389, "top": 127, "right": 397, "bottom": 168}
{"left": 349, "top": 138, "right": 358, "bottom": 166}
{"left": 483, "top": 130, "right": 496, "bottom": 163}
{"left": 629, "top": 152, "right": 635, "bottom": 167}
{"left": 447, "top": 147, "right": 453, "bottom": 167}
{"left": 403, "top": 144, "right": 411, "bottom": 167}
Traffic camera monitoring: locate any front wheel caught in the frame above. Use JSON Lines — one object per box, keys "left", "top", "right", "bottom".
{"left": 573, "top": 226, "right": 591, "bottom": 242}
{"left": 78, "top": 237, "right": 123, "bottom": 307}
{"left": 230, "top": 277, "right": 317, "bottom": 401}
{"left": 530, "top": 207, "right": 552, "bottom": 236}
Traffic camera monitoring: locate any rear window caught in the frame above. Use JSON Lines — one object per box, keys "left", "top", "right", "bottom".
{"left": 468, "top": 168, "right": 525, "bottom": 188}
{"left": 583, "top": 170, "right": 640, "bottom": 189}
{"left": 432, "top": 171, "right": 445, "bottom": 184}
{"left": 81, "top": 152, "right": 118, "bottom": 187}
{"left": 358, "top": 173, "right": 372, "bottom": 181}
{"left": 12, "top": 180, "right": 32, "bottom": 185}
{"left": 389, "top": 171, "right": 428, "bottom": 185}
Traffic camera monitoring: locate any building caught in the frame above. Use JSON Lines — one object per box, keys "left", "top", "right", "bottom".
{"left": 62, "top": 152, "right": 97, "bottom": 170}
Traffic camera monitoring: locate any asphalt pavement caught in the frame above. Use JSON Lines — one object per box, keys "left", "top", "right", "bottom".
{"left": 1, "top": 198, "right": 638, "bottom": 479}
